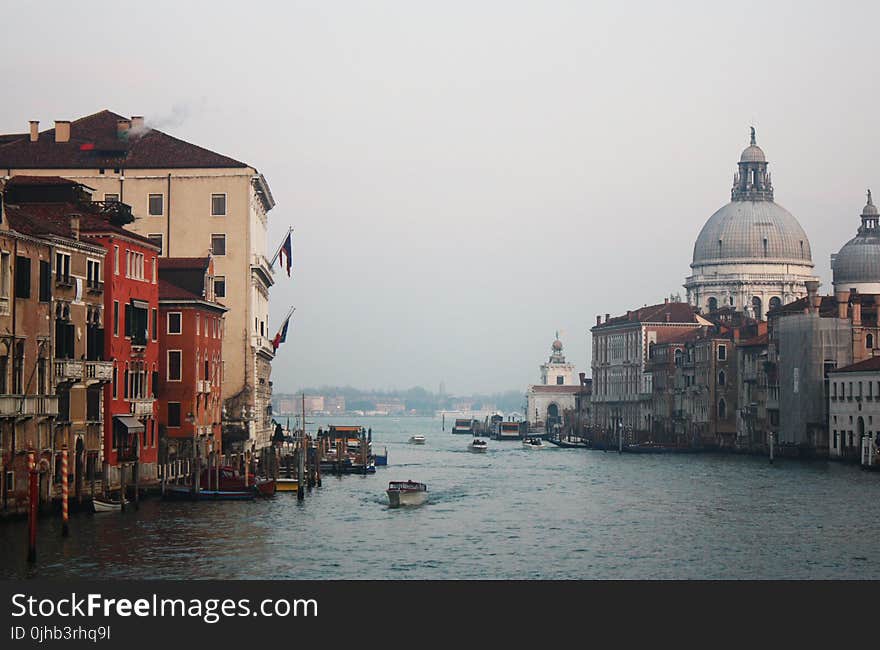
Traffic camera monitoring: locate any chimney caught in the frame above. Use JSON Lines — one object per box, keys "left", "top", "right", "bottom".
{"left": 596, "top": 315, "right": 601, "bottom": 327}
{"left": 69, "top": 214, "right": 80, "bottom": 241}
{"left": 605, "top": 313, "right": 610, "bottom": 323}
{"left": 131, "top": 116, "right": 145, "bottom": 131}
{"left": 54, "top": 121, "right": 70, "bottom": 143}
{"left": 29, "top": 121, "right": 39, "bottom": 142}
{"left": 117, "top": 119, "right": 131, "bottom": 137}
{"left": 579, "top": 372, "right": 586, "bottom": 386}
{"left": 804, "top": 280, "right": 820, "bottom": 315}
{"left": 664, "top": 297, "right": 669, "bottom": 304}
{"left": 835, "top": 291, "right": 849, "bottom": 320}
{"left": 626, "top": 310, "right": 633, "bottom": 320}
{"left": 852, "top": 300, "right": 862, "bottom": 326}
{"left": 733, "top": 328, "right": 740, "bottom": 342}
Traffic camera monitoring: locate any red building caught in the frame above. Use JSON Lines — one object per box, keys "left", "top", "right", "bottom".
{"left": 157, "top": 257, "right": 225, "bottom": 462}
{"left": 78, "top": 200, "right": 160, "bottom": 487}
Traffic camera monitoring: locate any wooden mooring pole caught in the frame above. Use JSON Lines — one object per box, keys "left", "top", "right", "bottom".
{"left": 61, "top": 445, "right": 69, "bottom": 537}
{"left": 27, "top": 450, "right": 38, "bottom": 563}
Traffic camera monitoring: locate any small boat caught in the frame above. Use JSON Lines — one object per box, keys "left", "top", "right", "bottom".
{"left": 386, "top": 480, "right": 427, "bottom": 507}
{"left": 522, "top": 437, "right": 545, "bottom": 449}
{"left": 409, "top": 435, "right": 426, "bottom": 445}
{"left": 163, "top": 484, "right": 255, "bottom": 501}
{"left": 468, "top": 438, "right": 488, "bottom": 453}
{"left": 92, "top": 496, "right": 126, "bottom": 513}
{"left": 254, "top": 477, "right": 277, "bottom": 497}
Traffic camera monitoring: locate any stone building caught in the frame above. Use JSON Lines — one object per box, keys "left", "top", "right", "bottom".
{"left": 591, "top": 301, "right": 709, "bottom": 434}
{"left": 0, "top": 112, "right": 278, "bottom": 451}
{"left": 828, "top": 357, "right": 880, "bottom": 465}
{"left": 526, "top": 336, "right": 580, "bottom": 431}
{"left": 685, "top": 129, "right": 818, "bottom": 318}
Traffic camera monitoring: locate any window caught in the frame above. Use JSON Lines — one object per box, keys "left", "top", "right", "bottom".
{"left": 707, "top": 297, "right": 718, "bottom": 312}
{"left": 211, "top": 194, "right": 226, "bottom": 216}
{"left": 147, "top": 234, "right": 164, "bottom": 256}
{"left": 114, "top": 246, "right": 119, "bottom": 275}
{"left": 718, "top": 399, "right": 727, "bottom": 420}
{"left": 167, "top": 350, "right": 182, "bottom": 381}
{"left": 55, "top": 252, "right": 71, "bottom": 283}
{"left": 0, "top": 251, "right": 10, "bottom": 299}
{"left": 167, "top": 312, "right": 182, "bottom": 335}
{"left": 14, "top": 256, "right": 30, "bottom": 298}
{"left": 38, "top": 260, "right": 51, "bottom": 302}
{"left": 104, "top": 193, "right": 119, "bottom": 202}
{"left": 868, "top": 333, "right": 875, "bottom": 349}
{"left": 148, "top": 194, "right": 164, "bottom": 216}
{"left": 718, "top": 370, "right": 726, "bottom": 386}
{"left": 214, "top": 275, "right": 226, "bottom": 298}
{"left": 168, "top": 402, "right": 182, "bottom": 428}
{"left": 556, "top": 376, "right": 564, "bottom": 385}
{"left": 87, "top": 260, "right": 101, "bottom": 289}
{"left": 152, "top": 309, "right": 158, "bottom": 341}
{"left": 717, "top": 345, "right": 727, "bottom": 361}
{"left": 211, "top": 234, "right": 226, "bottom": 256}
{"left": 112, "top": 365, "right": 118, "bottom": 400}
{"left": 113, "top": 301, "right": 120, "bottom": 337}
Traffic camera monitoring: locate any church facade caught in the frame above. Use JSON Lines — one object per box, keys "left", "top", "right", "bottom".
{"left": 526, "top": 336, "right": 580, "bottom": 432}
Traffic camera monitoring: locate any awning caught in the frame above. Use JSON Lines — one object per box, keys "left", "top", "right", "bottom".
{"left": 132, "top": 300, "right": 150, "bottom": 310}
{"left": 114, "top": 415, "right": 145, "bottom": 433}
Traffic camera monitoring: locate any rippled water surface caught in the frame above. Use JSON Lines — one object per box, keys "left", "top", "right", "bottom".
{"left": 3, "top": 416, "right": 880, "bottom": 579}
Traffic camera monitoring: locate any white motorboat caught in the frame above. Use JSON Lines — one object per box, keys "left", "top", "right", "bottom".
{"left": 522, "top": 437, "right": 546, "bottom": 450}
{"left": 92, "top": 496, "right": 126, "bottom": 513}
{"left": 468, "top": 438, "right": 488, "bottom": 453}
{"left": 409, "top": 435, "right": 426, "bottom": 445}
{"left": 386, "top": 480, "right": 427, "bottom": 507}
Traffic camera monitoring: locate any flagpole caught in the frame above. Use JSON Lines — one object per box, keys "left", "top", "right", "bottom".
{"left": 269, "top": 226, "right": 293, "bottom": 267}
{"left": 274, "top": 305, "right": 296, "bottom": 334}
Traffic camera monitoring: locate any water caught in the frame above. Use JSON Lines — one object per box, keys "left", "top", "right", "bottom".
{"left": 2, "top": 415, "right": 880, "bottom": 579}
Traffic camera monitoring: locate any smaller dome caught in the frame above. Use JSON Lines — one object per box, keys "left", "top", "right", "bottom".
{"left": 863, "top": 190, "right": 878, "bottom": 217}
{"left": 740, "top": 144, "right": 766, "bottom": 163}
{"left": 552, "top": 339, "right": 563, "bottom": 352}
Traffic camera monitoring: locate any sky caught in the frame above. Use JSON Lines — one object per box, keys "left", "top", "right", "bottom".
{"left": 1, "top": 1, "right": 878, "bottom": 394}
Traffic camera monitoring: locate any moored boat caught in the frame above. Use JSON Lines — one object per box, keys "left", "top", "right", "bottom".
{"left": 468, "top": 438, "right": 488, "bottom": 453}
{"left": 92, "top": 496, "right": 126, "bottom": 513}
{"left": 275, "top": 477, "right": 299, "bottom": 492}
{"left": 409, "top": 435, "right": 426, "bottom": 444}
{"left": 522, "top": 437, "right": 545, "bottom": 449}
{"left": 162, "top": 484, "right": 255, "bottom": 501}
{"left": 386, "top": 480, "right": 427, "bottom": 507}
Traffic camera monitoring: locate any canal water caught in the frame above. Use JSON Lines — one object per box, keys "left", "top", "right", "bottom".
{"left": 2, "top": 415, "right": 880, "bottom": 579}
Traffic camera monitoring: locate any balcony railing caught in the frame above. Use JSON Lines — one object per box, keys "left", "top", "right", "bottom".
{"left": 85, "top": 360, "right": 113, "bottom": 383}
{"left": 54, "top": 359, "right": 83, "bottom": 383}
{"left": 251, "top": 334, "right": 275, "bottom": 357}
{"left": 55, "top": 274, "right": 75, "bottom": 289}
{"left": 129, "top": 398, "right": 155, "bottom": 417}
{"left": 0, "top": 395, "right": 60, "bottom": 417}
{"left": 86, "top": 279, "right": 104, "bottom": 294}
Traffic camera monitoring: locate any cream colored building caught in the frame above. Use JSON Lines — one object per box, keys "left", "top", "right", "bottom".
{"left": 0, "top": 111, "right": 278, "bottom": 450}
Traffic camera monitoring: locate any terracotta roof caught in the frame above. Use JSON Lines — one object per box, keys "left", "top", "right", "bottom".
{"left": 0, "top": 133, "right": 26, "bottom": 146}
{"left": 594, "top": 302, "right": 699, "bottom": 330}
{"left": 654, "top": 328, "right": 704, "bottom": 345}
{"left": 158, "top": 257, "right": 210, "bottom": 271}
{"left": 4, "top": 201, "right": 156, "bottom": 247}
{"left": 830, "top": 356, "right": 880, "bottom": 374}
{"left": 738, "top": 332, "right": 769, "bottom": 347}
{"left": 158, "top": 278, "right": 201, "bottom": 301}
{"left": 0, "top": 110, "right": 249, "bottom": 169}
{"left": 6, "top": 174, "right": 95, "bottom": 189}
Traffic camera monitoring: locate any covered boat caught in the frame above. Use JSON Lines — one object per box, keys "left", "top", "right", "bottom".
{"left": 468, "top": 438, "right": 488, "bottom": 453}
{"left": 386, "top": 480, "right": 427, "bottom": 507}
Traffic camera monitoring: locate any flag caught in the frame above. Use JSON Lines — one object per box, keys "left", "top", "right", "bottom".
{"left": 279, "top": 231, "right": 292, "bottom": 276}
{"left": 272, "top": 310, "right": 294, "bottom": 350}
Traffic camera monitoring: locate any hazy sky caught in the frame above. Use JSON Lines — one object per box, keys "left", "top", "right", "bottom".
{"left": 2, "top": 1, "right": 878, "bottom": 394}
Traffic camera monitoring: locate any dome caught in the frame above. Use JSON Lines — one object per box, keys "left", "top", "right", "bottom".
{"left": 833, "top": 234, "right": 880, "bottom": 286}
{"left": 692, "top": 200, "right": 813, "bottom": 265}
{"left": 740, "top": 144, "right": 766, "bottom": 163}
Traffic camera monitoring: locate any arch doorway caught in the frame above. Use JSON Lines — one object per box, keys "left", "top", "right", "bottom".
{"left": 546, "top": 403, "right": 561, "bottom": 432}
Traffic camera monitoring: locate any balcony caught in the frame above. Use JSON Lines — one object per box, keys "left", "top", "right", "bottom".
{"left": 129, "top": 398, "right": 155, "bottom": 417}
{"left": 250, "top": 254, "right": 275, "bottom": 287}
{"left": 55, "top": 274, "right": 75, "bottom": 289}
{"left": 86, "top": 279, "right": 104, "bottom": 294}
{"left": 251, "top": 334, "right": 275, "bottom": 358}
{"left": 54, "top": 359, "right": 84, "bottom": 383}
{"left": 0, "top": 395, "right": 59, "bottom": 418}
{"left": 85, "top": 360, "right": 113, "bottom": 383}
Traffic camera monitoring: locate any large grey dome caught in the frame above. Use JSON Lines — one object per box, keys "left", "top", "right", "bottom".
{"left": 833, "top": 191, "right": 880, "bottom": 287}
{"left": 692, "top": 200, "right": 813, "bottom": 265}
{"left": 833, "top": 234, "right": 880, "bottom": 285}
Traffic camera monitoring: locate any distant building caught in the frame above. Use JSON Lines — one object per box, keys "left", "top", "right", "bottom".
{"left": 527, "top": 336, "right": 581, "bottom": 432}
{"left": 828, "top": 357, "right": 880, "bottom": 465}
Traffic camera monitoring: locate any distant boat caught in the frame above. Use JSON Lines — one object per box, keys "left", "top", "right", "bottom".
{"left": 92, "top": 496, "right": 126, "bottom": 513}
{"left": 468, "top": 438, "right": 488, "bottom": 453}
{"left": 386, "top": 480, "right": 427, "bottom": 507}
{"left": 522, "top": 437, "right": 545, "bottom": 450}
{"left": 276, "top": 477, "right": 299, "bottom": 492}
{"left": 409, "top": 435, "right": 426, "bottom": 445}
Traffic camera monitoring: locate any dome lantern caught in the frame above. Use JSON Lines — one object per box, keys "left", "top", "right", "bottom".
{"left": 732, "top": 127, "right": 773, "bottom": 201}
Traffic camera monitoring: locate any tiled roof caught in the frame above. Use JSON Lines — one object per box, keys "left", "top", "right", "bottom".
{"left": 158, "top": 257, "right": 210, "bottom": 271}
{"left": 158, "top": 278, "right": 202, "bottom": 302}
{"left": 0, "top": 133, "right": 26, "bottom": 146}
{"left": 4, "top": 201, "right": 156, "bottom": 247}
{"left": 0, "top": 110, "right": 249, "bottom": 169}
{"left": 830, "top": 356, "right": 880, "bottom": 374}
{"left": 7, "top": 174, "right": 94, "bottom": 188}
{"left": 738, "top": 332, "right": 769, "bottom": 347}
{"left": 594, "top": 302, "right": 698, "bottom": 329}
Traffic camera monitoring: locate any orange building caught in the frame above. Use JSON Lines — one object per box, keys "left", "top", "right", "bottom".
{"left": 157, "top": 257, "right": 225, "bottom": 462}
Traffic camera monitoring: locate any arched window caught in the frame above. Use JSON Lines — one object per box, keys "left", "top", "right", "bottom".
{"left": 718, "top": 399, "right": 727, "bottom": 420}
{"left": 674, "top": 349, "right": 683, "bottom": 366}
{"left": 752, "top": 296, "right": 763, "bottom": 320}
{"left": 707, "top": 297, "right": 718, "bottom": 312}
{"left": 648, "top": 342, "right": 655, "bottom": 359}
{"left": 867, "top": 333, "right": 874, "bottom": 349}
{"left": 718, "top": 370, "right": 726, "bottom": 386}
{"left": 769, "top": 296, "right": 782, "bottom": 312}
